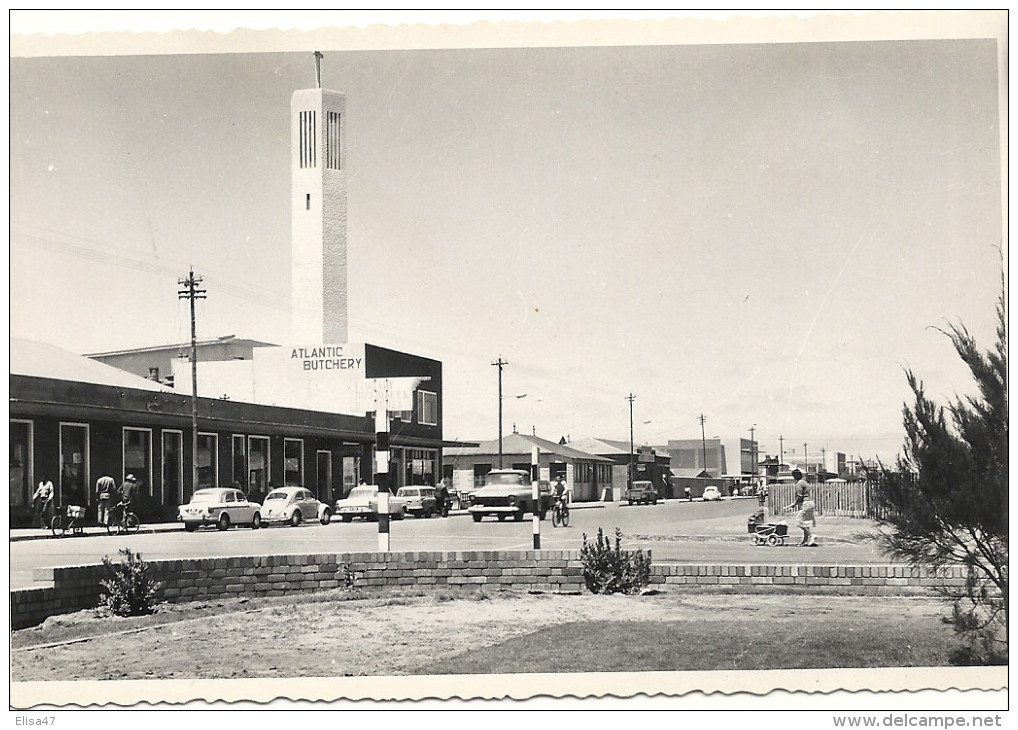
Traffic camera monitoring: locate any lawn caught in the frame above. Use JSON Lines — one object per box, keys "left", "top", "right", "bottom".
{"left": 422, "top": 615, "right": 958, "bottom": 675}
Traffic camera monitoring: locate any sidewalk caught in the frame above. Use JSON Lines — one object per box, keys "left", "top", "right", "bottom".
{"left": 10, "top": 521, "right": 185, "bottom": 542}
{"left": 10, "top": 503, "right": 607, "bottom": 542}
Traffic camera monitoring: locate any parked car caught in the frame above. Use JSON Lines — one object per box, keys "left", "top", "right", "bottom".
{"left": 335, "top": 485, "right": 408, "bottom": 522}
{"left": 702, "top": 486, "right": 722, "bottom": 502}
{"left": 395, "top": 486, "right": 437, "bottom": 518}
{"left": 260, "top": 486, "right": 332, "bottom": 526}
{"left": 625, "top": 480, "right": 659, "bottom": 505}
{"left": 178, "top": 488, "right": 261, "bottom": 532}
{"left": 467, "top": 469, "right": 552, "bottom": 523}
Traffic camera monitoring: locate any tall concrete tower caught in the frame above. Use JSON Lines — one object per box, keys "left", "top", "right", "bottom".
{"left": 291, "top": 72, "right": 347, "bottom": 344}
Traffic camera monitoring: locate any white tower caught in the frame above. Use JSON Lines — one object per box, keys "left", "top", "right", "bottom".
{"left": 291, "top": 69, "right": 347, "bottom": 344}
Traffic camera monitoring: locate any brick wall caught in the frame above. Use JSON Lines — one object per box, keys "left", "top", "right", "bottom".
{"left": 10, "top": 551, "right": 968, "bottom": 630}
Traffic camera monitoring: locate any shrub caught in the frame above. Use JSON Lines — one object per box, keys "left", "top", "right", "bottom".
{"left": 874, "top": 275, "right": 1008, "bottom": 665}
{"left": 579, "top": 527, "right": 652, "bottom": 595}
{"left": 97, "top": 548, "right": 163, "bottom": 617}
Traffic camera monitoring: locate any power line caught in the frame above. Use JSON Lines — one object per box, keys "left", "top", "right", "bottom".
{"left": 11, "top": 225, "right": 281, "bottom": 311}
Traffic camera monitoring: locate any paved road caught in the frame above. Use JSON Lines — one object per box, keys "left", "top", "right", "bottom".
{"left": 10, "top": 499, "right": 892, "bottom": 589}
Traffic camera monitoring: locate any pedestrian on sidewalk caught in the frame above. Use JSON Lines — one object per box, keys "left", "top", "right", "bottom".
{"left": 95, "top": 475, "right": 118, "bottom": 526}
{"left": 784, "top": 469, "right": 817, "bottom": 546}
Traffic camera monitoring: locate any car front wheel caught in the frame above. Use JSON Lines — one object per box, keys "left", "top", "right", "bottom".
{"left": 320, "top": 509, "right": 331, "bottom": 525}
{"left": 250, "top": 512, "right": 261, "bottom": 529}
{"left": 290, "top": 510, "right": 302, "bottom": 527}
{"left": 217, "top": 513, "right": 230, "bottom": 531}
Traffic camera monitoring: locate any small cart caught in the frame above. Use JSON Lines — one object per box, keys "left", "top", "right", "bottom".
{"left": 752, "top": 521, "right": 789, "bottom": 547}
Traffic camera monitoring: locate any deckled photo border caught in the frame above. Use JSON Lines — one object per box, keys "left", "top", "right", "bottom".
{"left": 8, "top": 10, "right": 1008, "bottom": 711}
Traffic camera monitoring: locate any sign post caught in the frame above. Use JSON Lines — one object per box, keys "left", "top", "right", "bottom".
{"left": 531, "top": 446, "right": 540, "bottom": 549}
{"left": 374, "top": 404, "right": 391, "bottom": 551}
{"left": 356, "top": 376, "right": 430, "bottom": 553}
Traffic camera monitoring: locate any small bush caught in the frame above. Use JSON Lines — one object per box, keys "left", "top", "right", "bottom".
{"left": 97, "top": 548, "right": 163, "bottom": 617}
{"left": 579, "top": 527, "right": 652, "bottom": 595}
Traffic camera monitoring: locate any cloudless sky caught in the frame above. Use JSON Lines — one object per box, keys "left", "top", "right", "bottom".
{"left": 9, "top": 13, "right": 1005, "bottom": 463}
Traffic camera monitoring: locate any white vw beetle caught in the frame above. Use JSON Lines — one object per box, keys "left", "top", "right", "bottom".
{"left": 260, "top": 486, "right": 332, "bottom": 526}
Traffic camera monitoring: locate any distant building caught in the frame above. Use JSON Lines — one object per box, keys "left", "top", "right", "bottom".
{"left": 444, "top": 433, "right": 612, "bottom": 502}
{"left": 88, "top": 334, "right": 276, "bottom": 386}
{"left": 568, "top": 437, "right": 672, "bottom": 498}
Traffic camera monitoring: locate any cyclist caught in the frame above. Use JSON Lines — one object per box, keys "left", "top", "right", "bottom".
{"left": 32, "top": 476, "right": 55, "bottom": 528}
{"left": 114, "top": 474, "right": 140, "bottom": 528}
{"left": 552, "top": 476, "right": 568, "bottom": 513}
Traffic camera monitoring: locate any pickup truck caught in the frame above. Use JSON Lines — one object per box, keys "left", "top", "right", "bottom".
{"left": 467, "top": 469, "right": 553, "bottom": 523}
{"left": 625, "top": 480, "right": 659, "bottom": 505}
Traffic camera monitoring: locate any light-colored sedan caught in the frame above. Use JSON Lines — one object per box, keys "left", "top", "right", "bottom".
{"left": 178, "top": 488, "right": 261, "bottom": 532}
{"left": 702, "top": 486, "right": 722, "bottom": 502}
{"left": 396, "top": 486, "right": 437, "bottom": 518}
{"left": 260, "top": 486, "right": 332, "bottom": 526}
{"left": 335, "top": 485, "right": 407, "bottom": 522}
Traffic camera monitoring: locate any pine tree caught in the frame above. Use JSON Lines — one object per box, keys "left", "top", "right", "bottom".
{"left": 875, "top": 278, "right": 1007, "bottom": 664}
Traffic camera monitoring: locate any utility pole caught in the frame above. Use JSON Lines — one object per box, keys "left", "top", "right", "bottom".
{"left": 492, "top": 357, "right": 507, "bottom": 468}
{"left": 804, "top": 442, "right": 808, "bottom": 476}
{"left": 626, "top": 393, "right": 636, "bottom": 491}
{"left": 779, "top": 435, "right": 784, "bottom": 470}
{"left": 699, "top": 414, "right": 708, "bottom": 477}
{"left": 178, "top": 269, "right": 206, "bottom": 493}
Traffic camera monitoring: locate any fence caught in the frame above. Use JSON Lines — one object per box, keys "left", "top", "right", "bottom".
{"left": 766, "top": 482, "right": 874, "bottom": 518}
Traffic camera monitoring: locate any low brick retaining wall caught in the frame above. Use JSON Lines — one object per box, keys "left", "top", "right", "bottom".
{"left": 10, "top": 550, "right": 967, "bottom": 630}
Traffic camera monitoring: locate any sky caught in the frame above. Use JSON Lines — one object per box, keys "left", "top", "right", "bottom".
{"left": 9, "top": 12, "right": 1006, "bottom": 464}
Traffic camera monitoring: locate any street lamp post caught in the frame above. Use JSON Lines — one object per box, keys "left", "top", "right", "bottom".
{"left": 699, "top": 414, "right": 708, "bottom": 476}
{"left": 626, "top": 393, "right": 636, "bottom": 491}
{"left": 749, "top": 423, "right": 757, "bottom": 487}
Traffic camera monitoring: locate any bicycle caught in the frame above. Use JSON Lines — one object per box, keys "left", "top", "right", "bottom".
{"left": 50, "top": 504, "right": 86, "bottom": 537}
{"left": 106, "top": 500, "right": 140, "bottom": 535}
{"left": 551, "top": 497, "right": 570, "bottom": 528}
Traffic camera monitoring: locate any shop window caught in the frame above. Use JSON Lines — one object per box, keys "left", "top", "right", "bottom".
{"left": 10, "top": 420, "right": 33, "bottom": 508}
{"left": 317, "top": 451, "right": 333, "bottom": 503}
{"left": 60, "top": 423, "right": 89, "bottom": 506}
{"left": 197, "top": 433, "right": 218, "bottom": 488}
{"left": 162, "top": 430, "right": 183, "bottom": 505}
{"left": 248, "top": 436, "right": 270, "bottom": 494}
{"left": 342, "top": 453, "right": 360, "bottom": 496}
{"left": 284, "top": 438, "right": 303, "bottom": 487}
{"left": 232, "top": 435, "right": 247, "bottom": 489}
{"left": 406, "top": 448, "right": 436, "bottom": 486}
{"left": 123, "top": 428, "right": 152, "bottom": 500}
